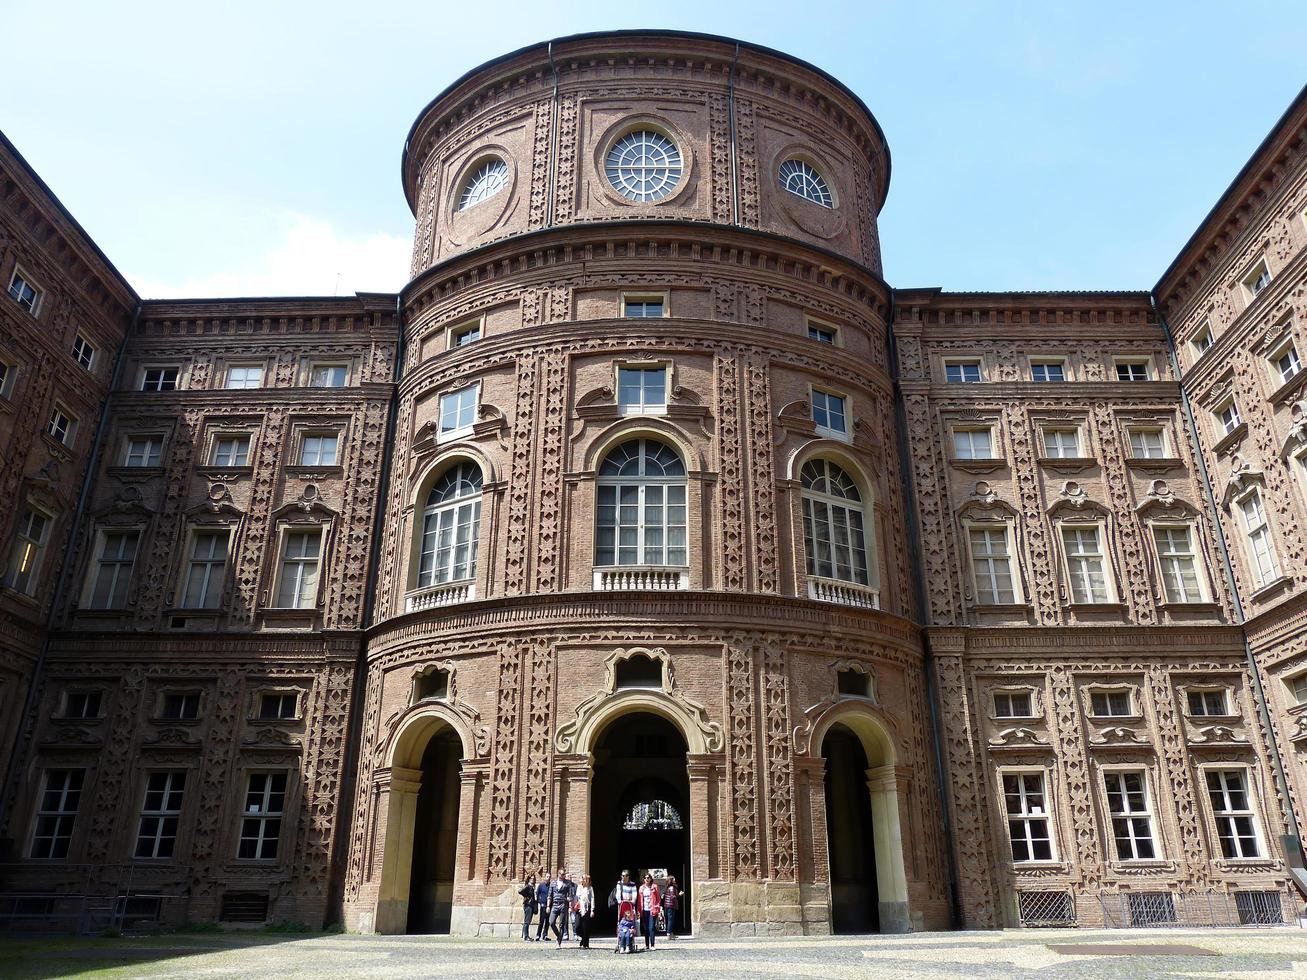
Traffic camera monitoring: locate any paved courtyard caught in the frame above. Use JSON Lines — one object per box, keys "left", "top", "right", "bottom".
{"left": 3, "top": 928, "right": 1307, "bottom": 979}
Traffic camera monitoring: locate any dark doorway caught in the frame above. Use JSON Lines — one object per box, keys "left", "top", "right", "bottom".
{"left": 406, "top": 729, "right": 461, "bottom": 933}
{"left": 823, "top": 723, "right": 879, "bottom": 933}
{"left": 589, "top": 712, "right": 691, "bottom": 937}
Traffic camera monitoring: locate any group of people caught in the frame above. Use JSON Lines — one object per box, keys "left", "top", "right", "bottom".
{"left": 519, "top": 868, "right": 682, "bottom": 953}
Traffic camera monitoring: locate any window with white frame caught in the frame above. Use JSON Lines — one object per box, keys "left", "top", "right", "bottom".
{"left": 1192, "top": 323, "right": 1214, "bottom": 355}
{"left": 1129, "top": 427, "right": 1167, "bottom": 459}
{"left": 448, "top": 320, "right": 481, "bottom": 348}
{"left": 617, "top": 366, "right": 667, "bottom": 415}
{"left": 1206, "top": 769, "right": 1261, "bottom": 859}
{"left": 1042, "top": 427, "right": 1080, "bottom": 459}
{"left": 1243, "top": 260, "right": 1272, "bottom": 299}
{"left": 47, "top": 406, "right": 75, "bottom": 445}
{"left": 969, "top": 526, "right": 1016, "bottom": 604}
{"left": 811, "top": 389, "right": 847, "bottom": 435}
{"left": 225, "top": 364, "right": 264, "bottom": 389}
{"left": 993, "top": 690, "right": 1033, "bottom": 719}
{"left": 61, "top": 690, "right": 102, "bottom": 719}
{"left": 259, "top": 692, "right": 298, "bottom": 720}
{"left": 1289, "top": 673, "right": 1307, "bottom": 706}
{"left": 71, "top": 334, "right": 95, "bottom": 371}
{"left": 1272, "top": 341, "right": 1301, "bottom": 386}
{"left": 123, "top": 435, "right": 163, "bottom": 468}
{"left": 210, "top": 435, "right": 250, "bottom": 467}
{"left": 1215, "top": 398, "right": 1241, "bottom": 436}
{"left": 605, "top": 130, "right": 683, "bottom": 202}
{"left": 418, "top": 462, "right": 482, "bottom": 588}
{"left": 1153, "top": 525, "right": 1204, "bottom": 603}
{"left": 1116, "top": 360, "right": 1150, "bottom": 382}
{"left": 30, "top": 769, "right": 83, "bottom": 859}
{"left": 308, "top": 364, "right": 347, "bottom": 388}
{"left": 141, "top": 366, "right": 179, "bottom": 392}
{"left": 945, "top": 360, "right": 982, "bottom": 383}
{"left": 438, "top": 384, "right": 478, "bottom": 439}
{"left": 1030, "top": 360, "right": 1066, "bottom": 383}
{"left": 1003, "top": 772, "right": 1053, "bottom": 862}
{"left": 1105, "top": 771, "right": 1156, "bottom": 860}
{"left": 1062, "top": 525, "right": 1111, "bottom": 603}
{"left": 134, "top": 771, "right": 185, "bottom": 859}
{"left": 1188, "top": 689, "right": 1230, "bottom": 716}
{"left": 274, "top": 530, "right": 322, "bottom": 608}
{"left": 953, "top": 427, "right": 994, "bottom": 460}
{"left": 778, "top": 159, "right": 834, "bottom": 207}
{"left": 801, "top": 459, "right": 871, "bottom": 586}
{"left": 595, "top": 439, "right": 687, "bottom": 567}
{"left": 181, "top": 530, "right": 228, "bottom": 609}
{"left": 237, "top": 772, "right": 286, "bottom": 860}
{"left": 622, "top": 295, "right": 665, "bottom": 318}
{"left": 7, "top": 269, "right": 41, "bottom": 315}
{"left": 457, "top": 158, "right": 508, "bottom": 210}
{"left": 159, "top": 691, "right": 200, "bottom": 720}
{"left": 1090, "top": 689, "right": 1133, "bottom": 717}
{"left": 297, "top": 433, "right": 339, "bottom": 467}
{"left": 807, "top": 321, "right": 837, "bottom": 344}
{"left": 1236, "top": 489, "right": 1279, "bottom": 588}
{"left": 86, "top": 530, "right": 139, "bottom": 609}
{"left": 0, "top": 359, "right": 13, "bottom": 398}
{"left": 5, "top": 506, "right": 51, "bottom": 595}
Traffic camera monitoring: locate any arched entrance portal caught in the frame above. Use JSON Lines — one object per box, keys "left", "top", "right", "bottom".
{"left": 406, "top": 729, "right": 461, "bottom": 933}
{"left": 589, "top": 712, "right": 691, "bottom": 936}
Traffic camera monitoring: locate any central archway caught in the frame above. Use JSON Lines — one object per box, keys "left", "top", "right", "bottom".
{"left": 406, "top": 729, "right": 461, "bottom": 933}
{"left": 588, "top": 712, "right": 691, "bottom": 936}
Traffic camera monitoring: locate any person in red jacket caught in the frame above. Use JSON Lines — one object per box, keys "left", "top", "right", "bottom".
{"left": 637, "top": 873, "right": 662, "bottom": 950}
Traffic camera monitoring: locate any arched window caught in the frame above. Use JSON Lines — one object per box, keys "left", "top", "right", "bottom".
{"left": 596, "top": 438, "right": 687, "bottom": 566}
{"left": 605, "top": 130, "right": 683, "bottom": 202}
{"left": 801, "top": 459, "right": 870, "bottom": 585}
{"left": 779, "top": 159, "right": 833, "bottom": 208}
{"left": 622, "top": 799, "right": 684, "bottom": 830}
{"left": 418, "top": 462, "right": 482, "bottom": 587}
{"left": 457, "top": 159, "right": 508, "bottom": 211}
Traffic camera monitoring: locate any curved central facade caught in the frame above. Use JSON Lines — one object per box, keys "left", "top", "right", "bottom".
{"left": 342, "top": 32, "right": 948, "bottom": 935}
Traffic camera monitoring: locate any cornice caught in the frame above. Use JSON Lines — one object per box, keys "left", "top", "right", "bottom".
{"left": 914, "top": 382, "right": 1182, "bottom": 402}
{"left": 46, "top": 629, "right": 364, "bottom": 660}
{"left": 925, "top": 623, "right": 1246, "bottom": 657}
{"left": 893, "top": 288, "right": 1155, "bottom": 325}
{"left": 135, "top": 293, "right": 400, "bottom": 339}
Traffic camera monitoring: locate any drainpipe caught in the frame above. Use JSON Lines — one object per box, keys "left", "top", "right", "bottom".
{"left": 728, "top": 44, "right": 741, "bottom": 227}
{"left": 546, "top": 41, "right": 560, "bottom": 229}
{"left": 1151, "top": 295, "right": 1306, "bottom": 895}
{"left": 328, "top": 291, "right": 406, "bottom": 924}
{"left": 0, "top": 299, "right": 140, "bottom": 845}
{"left": 886, "top": 289, "right": 963, "bottom": 928}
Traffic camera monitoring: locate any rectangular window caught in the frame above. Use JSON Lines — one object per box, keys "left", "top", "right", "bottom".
{"left": 124, "top": 435, "right": 163, "bottom": 467}
{"left": 1116, "top": 361, "right": 1150, "bottom": 382}
{"left": 274, "top": 531, "right": 321, "bottom": 609}
{"left": 1062, "top": 526, "right": 1110, "bottom": 603}
{"left": 596, "top": 482, "right": 688, "bottom": 567}
{"left": 135, "top": 771, "right": 185, "bottom": 859}
{"left": 30, "top": 769, "right": 83, "bottom": 859}
{"left": 87, "top": 530, "right": 139, "bottom": 609}
{"left": 1274, "top": 344, "right": 1301, "bottom": 385}
{"left": 238, "top": 772, "right": 286, "bottom": 861}
{"left": 1216, "top": 399, "right": 1241, "bottom": 436}
{"left": 159, "top": 692, "right": 201, "bottom": 720}
{"left": 1188, "top": 689, "right": 1229, "bottom": 716}
{"left": 47, "top": 407, "right": 75, "bottom": 445}
{"left": 1291, "top": 674, "right": 1307, "bottom": 706}
{"left": 308, "top": 364, "right": 347, "bottom": 388}
{"left": 953, "top": 428, "right": 993, "bottom": 460}
{"left": 438, "top": 384, "right": 478, "bottom": 438}
{"left": 623, "top": 297, "right": 664, "bottom": 318}
{"left": 1043, "top": 428, "right": 1080, "bottom": 458}
{"left": 62, "top": 690, "right": 102, "bottom": 719}
{"left": 1153, "top": 526, "right": 1203, "bottom": 603}
{"left": 811, "top": 390, "right": 847, "bottom": 434}
{"left": 72, "top": 335, "right": 95, "bottom": 371}
{"left": 617, "top": 367, "right": 668, "bottom": 415}
{"left": 210, "top": 436, "right": 251, "bottom": 467}
{"left": 6, "top": 507, "right": 51, "bottom": 595}
{"left": 969, "top": 527, "right": 1016, "bottom": 604}
{"left": 1244, "top": 260, "right": 1272, "bottom": 298}
{"left": 1090, "top": 690, "right": 1133, "bottom": 717}
{"left": 808, "top": 323, "right": 837, "bottom": 344}
{"left": 0, "top": 360, "right": 13, "bottom": 398}
{"left": 994, "top": 691, "right": 1033, "bottom": 719}
{"left": 1129, "top": 428, "right": 1166, "bottom": 459}
{"left": 449, "top": 321, "right": 481, "bottom": 347}
{"left": 181, "top": 531, "right": 228, "bottom": 609}
{"left": 1105, "top": 771, "right": 1155, "bottom": 861}
{"left": 1237, "top": 490, "right": 1279, "bottom": 588}
{"left": 1030, "top": 361, "right": 1066, "bottom": 383}
{"left": 298, "top": 433, "right": 339, "bottom": 466}
{"left": 8, "top": 270, "right": 40, "bottom": 315}
{"left": 259, "top": 693, "right": 298, "bottom": 720}
{"left": 1192, "top": 324, "right": 1213, "bottom": 354}
{"left": 945, "top": 361, "right": 982, "bottom": 383}
{"left": 225, "top": 365, "right": 264, "bottom": 389}
{"left": 1003, "top": 772, "right": 1052, "bottom": 862}
{"left": 141, "top": 366, "right": 179, "bottom": 392}
{"left": 1206, "top": 769, "right": 1261, "bottom": 859}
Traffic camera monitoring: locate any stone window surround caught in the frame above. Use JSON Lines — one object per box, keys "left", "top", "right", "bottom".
{"left": 1176, "top": 681, "right": 1239, "bottom": 720}
{"left": 445, "top": 314, "right": 485, "bottom": 349}
{"left": 1039, "top": 423, "right": 1083, "bottom": 459}
{"left": 136, "top": 361, "right": 186, "bottom": 392}
{"left": 263, "top": 519, "right": 330, "bottom": 612}
{"left": 78, "top": 524, "right": 144, "bottom": 612}
{"left": 805, "top": 314, "right": 841, "bottom": 346}
{"left": 593, "top": 117, "right": 695, "bottom": 210}
{"left": 47, "top": 402, "right": 78, "bottom": 447}
{"left": 994, "top": 765, "right": 1062, "bottom": 867}
{"left": 1053, "top": 516, "right": 1122, "bottom": 608}
{"left": 286, "top": 420, "right": 348, "bottom": 471}
{"left": 7, "top": 264, "right": 43, "bottom": 317}
{"left": 173, "top": 522, "right": 235, "bottom": 612}
{"left": 152, "top": 687, "right": 205, "bottom": 723}
{"left": 249, "top": 686, "right": 304, "bottom": 724}
{"left": 614, "top": 358, "right": 672, "bottom": 416}
{"left": 1093, "top": 762, "right": 1167, "bottom": 865}
{"left": 132, "top": 766, "right": 193, "bottom": 861}
{"left": 809, "top": 383, "right": 851, "bottom": 442}
{"left": 233, "top": 767, "right": 296, "bottom": 864}
{"left": 961, "top": 517, "right": 1025, "bottom": 608}
{"left": 989, "top": 682, "right": 1042, "bottom": 721}
{"left": 1028, "top": 356, "right": 1070, "bottom": 382}
{"left": 1239, "top": 255, "right": 1273, "bottom": 304}
{"left": 404, "top": 451, "right": 493, "bottom": 606}
{"left": 619, "top": 290, "right": 670, "bottom": 319}
{"left": 1143, "top": 518, "right": 1214, "bottom": 607}
{"left": 950, "top": 422, "right": 998, "bottom": 462}
{"left": 1194, "top": 761, "right": 1273, "bottom": 866}
{"left": 117, "top": 431, "right": 167, "bottom": 469}
{"left": 302, "top": 358, "right": 354, "bottom": 389}
{"left": 1082, "top": 681, "right": 1142, "bottom": 721}
{"left": 1112, "top": 355, "right": 1154, "bottom": 382}
{"left": 221, "top": 359, "right": 269, "bottom": 390}
{"left": 202, "top": 428, "right": 256, "bottom": 471}
{"left": 55, "top": 686, "right": 105, "bottom": 721}
{"left": 942, "top": 356, "right": 984, "bottom": 384}
{"left": 1122, "top": 419, "right": 1176, "bottom": 461}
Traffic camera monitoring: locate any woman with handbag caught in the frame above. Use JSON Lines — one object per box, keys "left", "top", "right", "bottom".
{"left": 575, "top": 873, "right": 596, "bottom": 948}
{"left": 518, "top": 873, "right": 537, "bottom": 941}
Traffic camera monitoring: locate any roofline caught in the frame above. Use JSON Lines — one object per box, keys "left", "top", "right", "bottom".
{"left": 137, "top": 293, "right": 398, "bottom": 305}
{"left": 0, "top": 128, "right": 139, "bottom": 305}
{"left": 894, "top": 287, "right": 1151, "bottom": 301}
{"left": 399, "top": 28, "right": 892, "bottom": 214}
{"left": 1153, "top": 82, "right": 1307, "bottom": 298}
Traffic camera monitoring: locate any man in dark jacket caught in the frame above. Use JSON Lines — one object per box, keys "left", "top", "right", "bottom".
{"left": 547, "top": 867, "right": 575, "bottom": 948}
{"left": 534, "top": 868, "right": 551, "bottom": 941}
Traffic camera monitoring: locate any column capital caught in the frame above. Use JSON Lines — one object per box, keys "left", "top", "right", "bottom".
{"left": 686, "top": 752, "right": 725, "bottom": 779}
{"left": 376, "top": 765, "right": 423, "bottom": 794}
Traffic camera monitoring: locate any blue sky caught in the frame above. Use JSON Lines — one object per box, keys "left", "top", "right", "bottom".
{"left": 5, "top": 1, "right": 1305, "bottom": 297}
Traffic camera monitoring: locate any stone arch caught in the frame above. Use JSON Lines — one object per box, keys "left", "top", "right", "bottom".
{"left": 789, "top": 443, "right": 882, "bottom": 595}
{"left": 808, "top": 698, "right": 898, "bottom": 766}
{"left": 565, "top": 688, "right": 720, "bottom": 756}
{"left": 404, "top": 449, "right": 491, "bottom": 600}
{"left": 410, "top": 445, "right": 497, "bottom": 508}
{"left": 386, "top": 701, "right": 478, "bottom": 769}
{"left": 785, "top": 439, "right": 878, "bottom": 491}
{"left": 583, "top": 418, "right": 703, "bottom": 473}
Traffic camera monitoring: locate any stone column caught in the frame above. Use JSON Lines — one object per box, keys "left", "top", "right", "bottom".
{"left": 687, "top": 752, "right": 726, "bottom": 935}
{"left": 867, "top": 763, "right": 911, "bottom": 933}
{"left": 373, "top": 765, "right": 423, "bottom": 934}
{"left": 450, "top": 759, "right": 489, "bottom": 935}
{"left": 552, "top": 752, "right": 593, "bottom": 874}
{"left": 794, "top": 755, "right": 832, "bottom": 935}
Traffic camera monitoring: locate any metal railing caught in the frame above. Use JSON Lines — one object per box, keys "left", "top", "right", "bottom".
{"left": 1098, "top": 889, "right": 1291, "bottom": 928}
{"left": 0, "top": 892, "right": 183, "bottom": 936}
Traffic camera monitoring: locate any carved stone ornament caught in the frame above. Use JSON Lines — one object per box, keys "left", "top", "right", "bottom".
{"left": 987, "top": 727, "right": 1051, "bottom": 750}
{"left": 1280, "top": 398, "right": 1307, "bottom": 458}
{"left": 1089, "top": 726, "right": 1150, "bottom": 749}
{"left": 1188, "top": 725, "right": 1249, "bottom": 748}
{"left": 379, "top": 692, "right": 491, "bottom": 760}
{"left": 791, "top": 690, "right": 900, "bottom": 756}
{"left": 272, "top": 484, "right": 337, "bottom": 521}
{"left": 144, "top": 726, "right": 200, "bottom": 747}
{"left": 411, "top": 659, "right": 458, "bottom": 703}
{"left": 1219, "top": 454, "right": 1266, "bottom": 508}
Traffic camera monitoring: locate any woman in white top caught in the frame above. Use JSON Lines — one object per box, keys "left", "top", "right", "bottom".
{"left": 575, "top": 873, "right": 596, "bottom": 949}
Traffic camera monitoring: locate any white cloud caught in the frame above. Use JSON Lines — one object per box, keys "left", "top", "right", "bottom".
{"left": 132, "top": 211, "right": 410, "bottom": 299}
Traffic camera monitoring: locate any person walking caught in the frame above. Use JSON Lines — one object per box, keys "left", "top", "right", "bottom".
{"left": 518, "top": 873, "right": 537, "bottom": 941}
{"left": 637, "top": 873, "right": 661, "bottom": 950}
{"left": 548, "top": 866, "right": 574, "bottom": 948}
{"left": 662, "top": 875, "right": 680, "bottom": 939}
{"left": 534, "top": 868, "right": 551, "bottom": 941}
{"left": 575, "top": 873, "right": 596, "bottom": 949}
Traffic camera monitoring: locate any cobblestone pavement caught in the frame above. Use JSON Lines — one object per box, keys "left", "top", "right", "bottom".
{"left": 5, "top": 928, "right": 1307, "bottom": 979}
